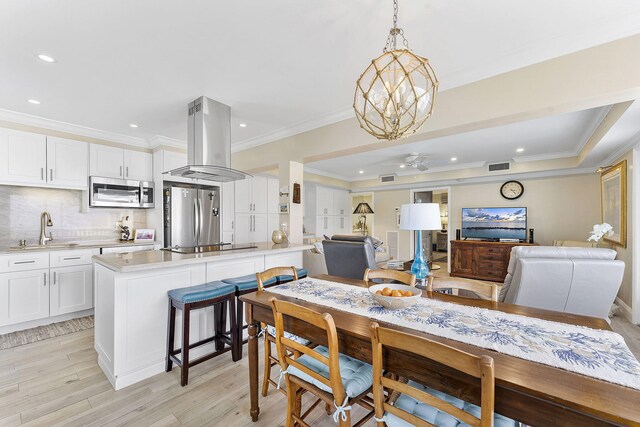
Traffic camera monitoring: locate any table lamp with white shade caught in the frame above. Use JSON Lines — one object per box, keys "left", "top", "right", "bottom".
{"left": 400, "top": 203, "right": 442, "bottom": 285}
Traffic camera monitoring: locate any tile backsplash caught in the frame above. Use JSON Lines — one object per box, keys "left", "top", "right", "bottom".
{"left": 0, "top": 185, "right": 147, "bottom": 246}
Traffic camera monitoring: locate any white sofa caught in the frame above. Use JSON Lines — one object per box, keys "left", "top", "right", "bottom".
{"left": 503, "top": 246, "right": 624, "bottom": 321}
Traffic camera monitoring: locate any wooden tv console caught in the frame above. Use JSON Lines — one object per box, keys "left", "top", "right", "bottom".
{"left": 450, "top": 240, "right": 537, "bottom": 282}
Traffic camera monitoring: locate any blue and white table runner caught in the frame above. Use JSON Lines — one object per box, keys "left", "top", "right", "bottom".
{"left": 267, "top": 278, "right": 640, "bottom": 390}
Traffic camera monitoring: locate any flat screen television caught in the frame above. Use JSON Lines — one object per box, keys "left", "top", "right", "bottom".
{"left": 461, "top": 207, "right": 527, "bottom": 241}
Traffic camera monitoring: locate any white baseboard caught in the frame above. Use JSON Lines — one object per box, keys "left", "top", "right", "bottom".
{"left": 615, "top": 297, "right": 633, "bottom": 322}
{"left": 0, "top": 309, "right": 94, "bottom": 335}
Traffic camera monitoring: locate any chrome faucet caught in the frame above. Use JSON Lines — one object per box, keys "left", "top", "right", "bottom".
{"left": 39, "top": 211, "right": 53, "bottom": 245}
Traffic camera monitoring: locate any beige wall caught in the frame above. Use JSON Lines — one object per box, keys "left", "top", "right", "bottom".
{"left": 610, "top": 150, "right": 633, "bottom": 309}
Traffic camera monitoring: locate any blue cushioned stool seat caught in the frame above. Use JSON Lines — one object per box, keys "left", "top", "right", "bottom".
{"left": 385, "top": 380, "right": 518, "bottom": 427}
{"left": 276, "top": 268, "right": 308, "bottom": 282}
{"left": 287, "top": 345, "right": 373, "bottom": 398}
{"left": 222, "top": 274, "right": 277, "bottom": 292}
{"left": 168, "top": 281, "right": 236, "bottom": 303}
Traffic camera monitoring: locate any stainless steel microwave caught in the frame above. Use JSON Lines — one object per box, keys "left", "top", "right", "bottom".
{"left": 89, "top": 176, "right": 155, "bottom": 209}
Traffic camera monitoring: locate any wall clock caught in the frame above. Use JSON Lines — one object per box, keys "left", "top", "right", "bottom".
{"left": 500, "top": 180, "right": 524, "bottom": 200}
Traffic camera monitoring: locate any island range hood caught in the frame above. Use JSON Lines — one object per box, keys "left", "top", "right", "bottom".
{"left": 163, "top": 96, "right": 252, "bottom": 182}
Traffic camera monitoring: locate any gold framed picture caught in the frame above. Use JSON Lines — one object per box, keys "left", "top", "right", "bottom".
{"left": 600, "top": 160, "right": 627, "bottom": 247}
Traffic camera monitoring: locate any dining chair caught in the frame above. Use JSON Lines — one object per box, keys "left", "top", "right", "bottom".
{"left": 269, "top": 297, "right": 375, "bottom": 427}
{"left": 364, "top": 268, "right": 416, "bottom": 286}
{"left": 370, "top": 322, "right": 518, "bottom": 427}
{"left": 256, "top": 266, "right": 311, "bottom": 397}
{"left": 427, "top": 276, "right": 500, "bottom": 302}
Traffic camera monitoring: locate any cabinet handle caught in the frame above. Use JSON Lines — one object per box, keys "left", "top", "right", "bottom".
{"left": 50, "top": 169, "right": 53, "bottom": 181}
{"left": 63, "top": 256, "right": 81, "bottom": 260}
{"left": 14, "top": 260, "right": 35, "bottom": 265}
{"left": 53, "top": 271, "right": 57, "bottom": 285}
{"left": 126, "top": 166, "right": 129, "bottom": 177}
{"left": 41, "top": 168, "right": 44, "bottom": 181}
{"left": 43, "top": 272, "right": 47, "bottom": 286}
{"left": 120, "top": 166, "right": 123, "bottom": 177}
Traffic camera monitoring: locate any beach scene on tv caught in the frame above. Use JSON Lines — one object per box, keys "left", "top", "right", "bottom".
{"left": 462, "top": 207, "right": 527, "bottom": 240}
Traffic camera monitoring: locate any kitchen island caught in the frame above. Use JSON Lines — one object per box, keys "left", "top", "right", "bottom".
{"left": 92, "top": 242, "right": 312, "bottom": 390}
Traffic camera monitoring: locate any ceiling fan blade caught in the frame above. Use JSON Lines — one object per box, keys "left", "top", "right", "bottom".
{"left": 417, "top": 164, "right": 428, "bottom": 171}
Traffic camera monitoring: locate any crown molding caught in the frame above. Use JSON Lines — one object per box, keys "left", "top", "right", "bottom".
{"left": 0, "top": 108, "right": 148, "bottom": 148}
{"left": 512, "top": 151, "right": 576, "bottom": 163}
{"left": 601, "top": 129, "right": 640, "bottom": 166}
{"left": 231, "top": 107, "right": 355, "bottom": 153}
{"left": 149, "top": 135, "right": 186, "bottom": 150}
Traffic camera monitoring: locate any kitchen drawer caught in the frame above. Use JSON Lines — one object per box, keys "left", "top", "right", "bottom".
{"left": 50, "top": 249, "right": 99, "bottom": 268}
{"left": 0, "top": 252, "right": 49, "bottom": 273}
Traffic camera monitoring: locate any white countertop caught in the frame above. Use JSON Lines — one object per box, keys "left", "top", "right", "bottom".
{"left": 0, "top": 239, "right": 156, "bottom": 254}
{"left": 93, "top": 242, "right": 313, "bottom": 273}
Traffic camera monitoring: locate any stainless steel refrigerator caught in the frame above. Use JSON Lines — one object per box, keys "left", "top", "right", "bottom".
{"left": 163, "top": 184, "right": 220, "bottom": 248}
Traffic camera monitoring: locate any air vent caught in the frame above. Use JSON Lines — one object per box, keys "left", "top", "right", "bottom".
{"left": 380, "top": 174, "right": 396, "bottom": 183}
{"left": 487, "top": 162, "right": 511, "bottom": 173}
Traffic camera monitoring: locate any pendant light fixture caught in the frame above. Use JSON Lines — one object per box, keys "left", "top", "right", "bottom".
{"left": 354, "top": 0, "right": 438, "bottom": 140}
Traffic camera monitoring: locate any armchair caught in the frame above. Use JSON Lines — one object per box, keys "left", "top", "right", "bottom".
{"left": 322, "top": 234, "right": 378, "bottom": 280}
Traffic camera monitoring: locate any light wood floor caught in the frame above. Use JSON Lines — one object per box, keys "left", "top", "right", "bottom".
{"left": 0, "top": 314, "right": 638, "bottom": 427}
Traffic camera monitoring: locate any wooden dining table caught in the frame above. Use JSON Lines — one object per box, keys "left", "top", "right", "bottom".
{"left": 240, "top": 274, "right": 640, "bottom": 426}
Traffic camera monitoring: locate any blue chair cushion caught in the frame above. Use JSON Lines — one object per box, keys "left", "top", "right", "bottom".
{"left": 385, "top": 380, "right": 518, "bottom": 427}
{"left": 276, "top": 268, "right": 308, "bottom": 282}
{"left": 287, "top": 345, "right": 373, "bottom": 398}
{"left": 168, "top": 281, "right": 235, "bottom": 304}
{"left": 221, "top": 274, "right": 277, "bottom": 292}
{"left": 265, "top": 325, "right": 311, "bottom": 346}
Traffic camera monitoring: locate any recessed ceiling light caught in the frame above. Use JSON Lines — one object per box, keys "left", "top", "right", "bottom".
{"left": 359, "top": 170, "right": 364, "bottom": 174}
{"left": 516, "top": 148, "right": 524, "bottom": 153}
{"left": 28, "top": 99, "right": 40, "bottom": 105}
{"left": 239, "top": 123, "right": 247, "bottom": 128}
{"left": 399, "top": 164, "right": 405, "bottom": 168}
{"left": 450, "top": 157, "right": 457, "bottom": 161}
{"left": 36, "top": 54, "right": 55, "bottom": 63}
{"left": 129, "top": 124, "right": 138, "bottom": 128}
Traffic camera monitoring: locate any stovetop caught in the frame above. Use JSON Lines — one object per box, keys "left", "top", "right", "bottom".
{"left": 162, "top": 243, "right": 258, "bottom": 254}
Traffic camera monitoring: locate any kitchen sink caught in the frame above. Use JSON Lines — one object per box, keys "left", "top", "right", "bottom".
{"left": 9, "top": 243, "right": 80, "bottom": 251}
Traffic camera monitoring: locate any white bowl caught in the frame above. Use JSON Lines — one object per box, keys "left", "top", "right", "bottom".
{"left": 368, "top": 284, "right": 423, "bottom": 310}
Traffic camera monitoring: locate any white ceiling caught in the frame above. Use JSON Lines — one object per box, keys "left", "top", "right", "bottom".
{"left": 1, "top": 0, "right": 640, "bottom": 147}
{"left": 306, "top": 107, "right": 610, "bottom": 181}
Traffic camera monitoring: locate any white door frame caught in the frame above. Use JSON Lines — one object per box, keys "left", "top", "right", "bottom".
{"left": 632, "top": 147, "right": 640, "bottom": 324}
{"left": 408, "top": 186, "right": 452, "bottom": 273}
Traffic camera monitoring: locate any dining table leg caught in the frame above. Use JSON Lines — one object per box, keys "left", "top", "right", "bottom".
{"left": 246, "top": 303, "right": 260, "bottom": 422}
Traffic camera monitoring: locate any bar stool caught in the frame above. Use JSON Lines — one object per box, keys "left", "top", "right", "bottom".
{"left": 221, "top": 267, "right": 308, "bottom": 359}
{"left": 166, "top": 281, "right": 238, "bottom": 386}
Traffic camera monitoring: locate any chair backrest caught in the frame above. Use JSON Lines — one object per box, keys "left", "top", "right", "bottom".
{"left": 323, "top": 239, "right": 377, "bottom": 280}
{"left": 269, "top": 297, "right": 347, "bottom": 404}
{"left": 427, "top": 276, "right": 499, "bottom": 302}
{"left": 256, "top": 266, "right": 298, "bottom": 291}
{"left": 363, "top": 268, "right": 416, "bottom": 286}
{"left": 370, "top": 322, "right": 495, "bottom": 427}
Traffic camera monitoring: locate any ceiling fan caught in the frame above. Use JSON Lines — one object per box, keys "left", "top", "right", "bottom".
{"left": 381, "top": 153, "right": 429, "bottom": 171}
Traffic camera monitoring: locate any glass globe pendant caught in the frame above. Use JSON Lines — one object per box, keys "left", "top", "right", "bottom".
{"left": 354, "top": 0, "right": 438, "bottom": 140}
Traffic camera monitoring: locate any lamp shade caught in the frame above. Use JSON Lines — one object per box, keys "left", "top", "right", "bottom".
{"left": 399, "top": 203, "right": 441, "bottom": 230}
{"left": 353, "top": 202, "right": 374, "bottom": 215}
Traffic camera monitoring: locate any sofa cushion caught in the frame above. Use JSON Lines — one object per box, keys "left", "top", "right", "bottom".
{"left": 287, "top": 345, "right": 373, "bottom": 398}
{"left": 385, "top": 380, "right": 518, "bottom": 427}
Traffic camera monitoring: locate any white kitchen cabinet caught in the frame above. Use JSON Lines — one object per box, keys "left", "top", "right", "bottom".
{"left": 123, "top": 150, "right": 153, "bottom": 181}
{"left": 333, "top": 215, "right": 350, "bottom": 235}
{"left": 333, "top": 189, "right": 350, "bottom": 216}
{"left": 234, "top": 213, "right": 268, "bottom": 243}
{"left": 90, "top": 144, "right": 153, "bottom": 181}
{"left": 0, "top": 128, "right": 47, "bottom": 185}
{"left": 0, "top": 269, "right": 49, "bottom": 327}
{"left": 50, "top": 265, "right": 93, "bottom": 316}
{"left": 47, "top": 137, "right": 88, "bottom": 188}
{"left": 234, "top": 176, "right": 271, "bottom": 214}
{"left": 316, "top": 186, "right": 334, "bottom": 216}
{"left": 316, "top": 215, "right": 333, "bottom": 237}
{"left": 90, "top": 144, "right": 124, "bottom": 178}
{"left": 267, "top": 178, "right": 280, "bottom": 214}
{"left": 222, "top": 181, "right": 235, "bottom": 243}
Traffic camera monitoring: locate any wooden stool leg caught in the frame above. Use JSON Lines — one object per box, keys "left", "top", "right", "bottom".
{"left": 165, "top": 299, "right": 176, "bottom": 372}
{"left": 214, "top": 301, "right": 227, "bottom": 351}
{"left": 235, "top": 297, "right": 244, "bottom": 360}
{"left": 180, "top": 304, "right": 191, "bottom": 387}
{"left": 261, "top": 335, "right": 271, "bottom": 397}
{"left": 229, "top": 296, "right": 240, "bottom": 362}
